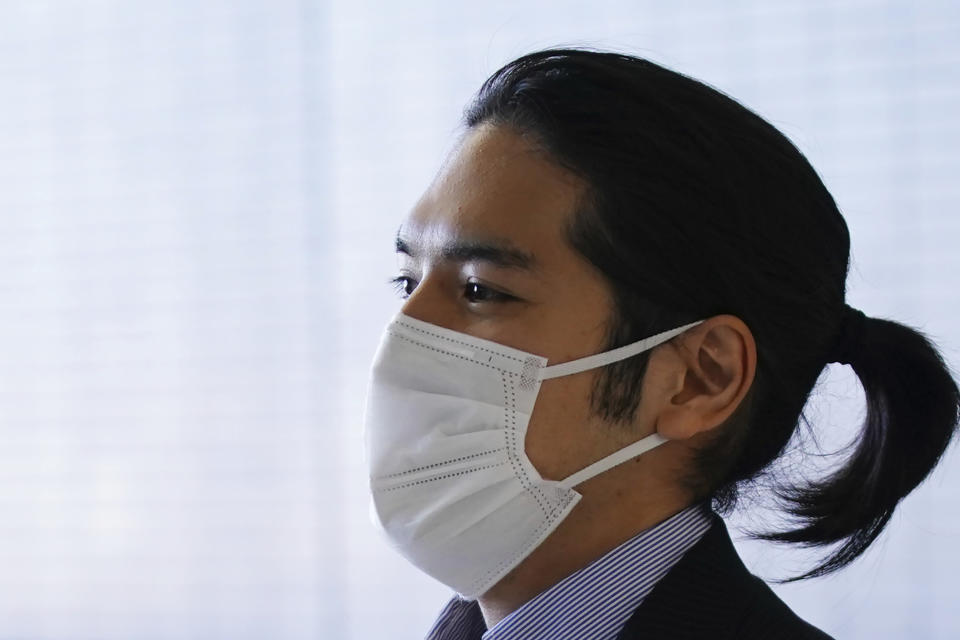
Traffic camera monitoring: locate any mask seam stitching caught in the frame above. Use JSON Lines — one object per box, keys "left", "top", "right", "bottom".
{"left": 501, "top": 370, "right": 549, "bottom": 515}
{"left": 373, "top": 462, "right": 508, "bottom": 492}
{"left": 392, "top": 333, "right": 511, "bottom": 373}
{"left": 394, "top": 320, "right": 533, "bottom": 365}
{"left": 379, "top": 322, "right": 572, "bottom": 597}
{"left": 468, "top": 496, "right": 575, "bottom": 595}
{"left": 376, "top": 447, "right": 508, "bottom": 479}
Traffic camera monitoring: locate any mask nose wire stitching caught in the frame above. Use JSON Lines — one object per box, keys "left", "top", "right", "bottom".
{"left": 394, "top": 317, "right": 528, "bottom": 363}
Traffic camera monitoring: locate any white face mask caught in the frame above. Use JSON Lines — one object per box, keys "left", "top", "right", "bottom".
{"left": 363, "top": 312, "right": 702, "bottom": 598}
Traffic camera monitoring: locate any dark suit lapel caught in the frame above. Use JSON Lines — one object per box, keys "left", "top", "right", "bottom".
{"left": 616, "top": 514, "right": 758, "bottom": 640}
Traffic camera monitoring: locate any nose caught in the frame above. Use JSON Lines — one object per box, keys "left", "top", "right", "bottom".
{"left": 400, "top": 271, "right": 463, "bottom": 332}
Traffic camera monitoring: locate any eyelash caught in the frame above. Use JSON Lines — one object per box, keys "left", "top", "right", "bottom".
{"left": 388, "top": 276, "right": 517, "bottom": 304}
{"left": 390, "top": 276, "right": 417, "bottom": 299}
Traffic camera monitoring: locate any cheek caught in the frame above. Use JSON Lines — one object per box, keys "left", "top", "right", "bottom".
{"left": 523, "top": 372, "right": 606, "bottom": 481}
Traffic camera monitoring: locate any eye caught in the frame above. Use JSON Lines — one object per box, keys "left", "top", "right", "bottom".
{"left": 389, "top": 276, "right": 418, "bottom": 299}
{"left": 463, "top": 281, "right": 515, "bottom": 304}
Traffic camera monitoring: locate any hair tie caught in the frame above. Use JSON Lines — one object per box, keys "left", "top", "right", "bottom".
{"left": 831, "top": 304, "right": 868, "bottom": 365}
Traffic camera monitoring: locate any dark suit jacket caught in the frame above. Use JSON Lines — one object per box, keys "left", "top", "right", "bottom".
{"left": 617, "top": 515, "right": 834, "bottom": 639}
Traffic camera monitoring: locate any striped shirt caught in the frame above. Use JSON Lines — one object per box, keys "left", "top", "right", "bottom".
{"left": 425, "top": 504, "right": 713, "bottom": 640}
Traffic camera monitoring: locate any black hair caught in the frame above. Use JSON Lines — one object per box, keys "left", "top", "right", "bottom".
{"left": 462, "top": 47, "right": 960, "bottom": 579}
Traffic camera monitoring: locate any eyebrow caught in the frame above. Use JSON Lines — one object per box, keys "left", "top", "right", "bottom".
{"left": 395, "top": 232, "right": 537, "bottom": 270}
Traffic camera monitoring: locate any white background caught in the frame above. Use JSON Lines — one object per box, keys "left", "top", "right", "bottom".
{"left": 1, "top": 1, "right": 958, "bottom": 638}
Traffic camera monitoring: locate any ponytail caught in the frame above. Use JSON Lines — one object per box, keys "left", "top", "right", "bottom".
{"left": 762, "top": 305, "right": 960, "bottom": 579}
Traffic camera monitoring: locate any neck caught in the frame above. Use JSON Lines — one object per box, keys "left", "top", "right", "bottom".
{"left": 476, "top": 473, "right": 690, "bottom": 629}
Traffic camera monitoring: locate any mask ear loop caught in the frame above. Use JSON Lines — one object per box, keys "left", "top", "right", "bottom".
{"left": 539, "top": 321, "right": 703, "bottom": 380}
{"left": 558, "top": 433, "right": 668, "bottom": 489}
{"left": 540, "top": 320, "right": 704, "bottom": 490}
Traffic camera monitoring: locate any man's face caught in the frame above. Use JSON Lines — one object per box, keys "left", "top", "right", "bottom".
{"left": 394, "top": 123, "right": 659, "bottom": 481}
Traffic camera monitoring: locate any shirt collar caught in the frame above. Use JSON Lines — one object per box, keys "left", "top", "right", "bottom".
{"left": 426, "top": 504, "right": 713, "bottom": 640}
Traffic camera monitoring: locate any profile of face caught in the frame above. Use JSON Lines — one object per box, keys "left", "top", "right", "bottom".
{"left": 396, "top": 122, "right": 626, "bottom": 480}
{"left": 396, "top": 121, "right": 754, "bottom": 476}
{"left": 391, "top": 121, "right": 756, "bottom": 598}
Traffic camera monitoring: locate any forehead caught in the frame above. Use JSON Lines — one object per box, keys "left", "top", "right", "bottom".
{"left": 401, "top": 124, "right": 585, "bottom": 253}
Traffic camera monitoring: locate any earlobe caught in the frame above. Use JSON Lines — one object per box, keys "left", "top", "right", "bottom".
{"left": 654, "top": 315, "right": 756, "bottom": 441}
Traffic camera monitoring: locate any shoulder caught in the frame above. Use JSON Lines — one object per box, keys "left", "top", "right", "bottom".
{"left": 617, "top": 514, "right": 835, "bottom": 640}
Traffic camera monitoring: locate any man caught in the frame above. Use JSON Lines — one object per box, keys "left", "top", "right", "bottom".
{"left": 363, "top": 47, "right": 952, "bottom": 639}
{"left": 386, "top": 118, "right": 765, "bottom": 634}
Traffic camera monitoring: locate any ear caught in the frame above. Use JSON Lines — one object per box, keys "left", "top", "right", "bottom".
{"left": 651, "top": 315, "right": 757, "bottom": 441}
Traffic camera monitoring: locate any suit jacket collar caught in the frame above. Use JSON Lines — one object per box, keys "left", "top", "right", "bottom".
{"left": 616, "top": 513, "right": 833, "bottom": 640}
